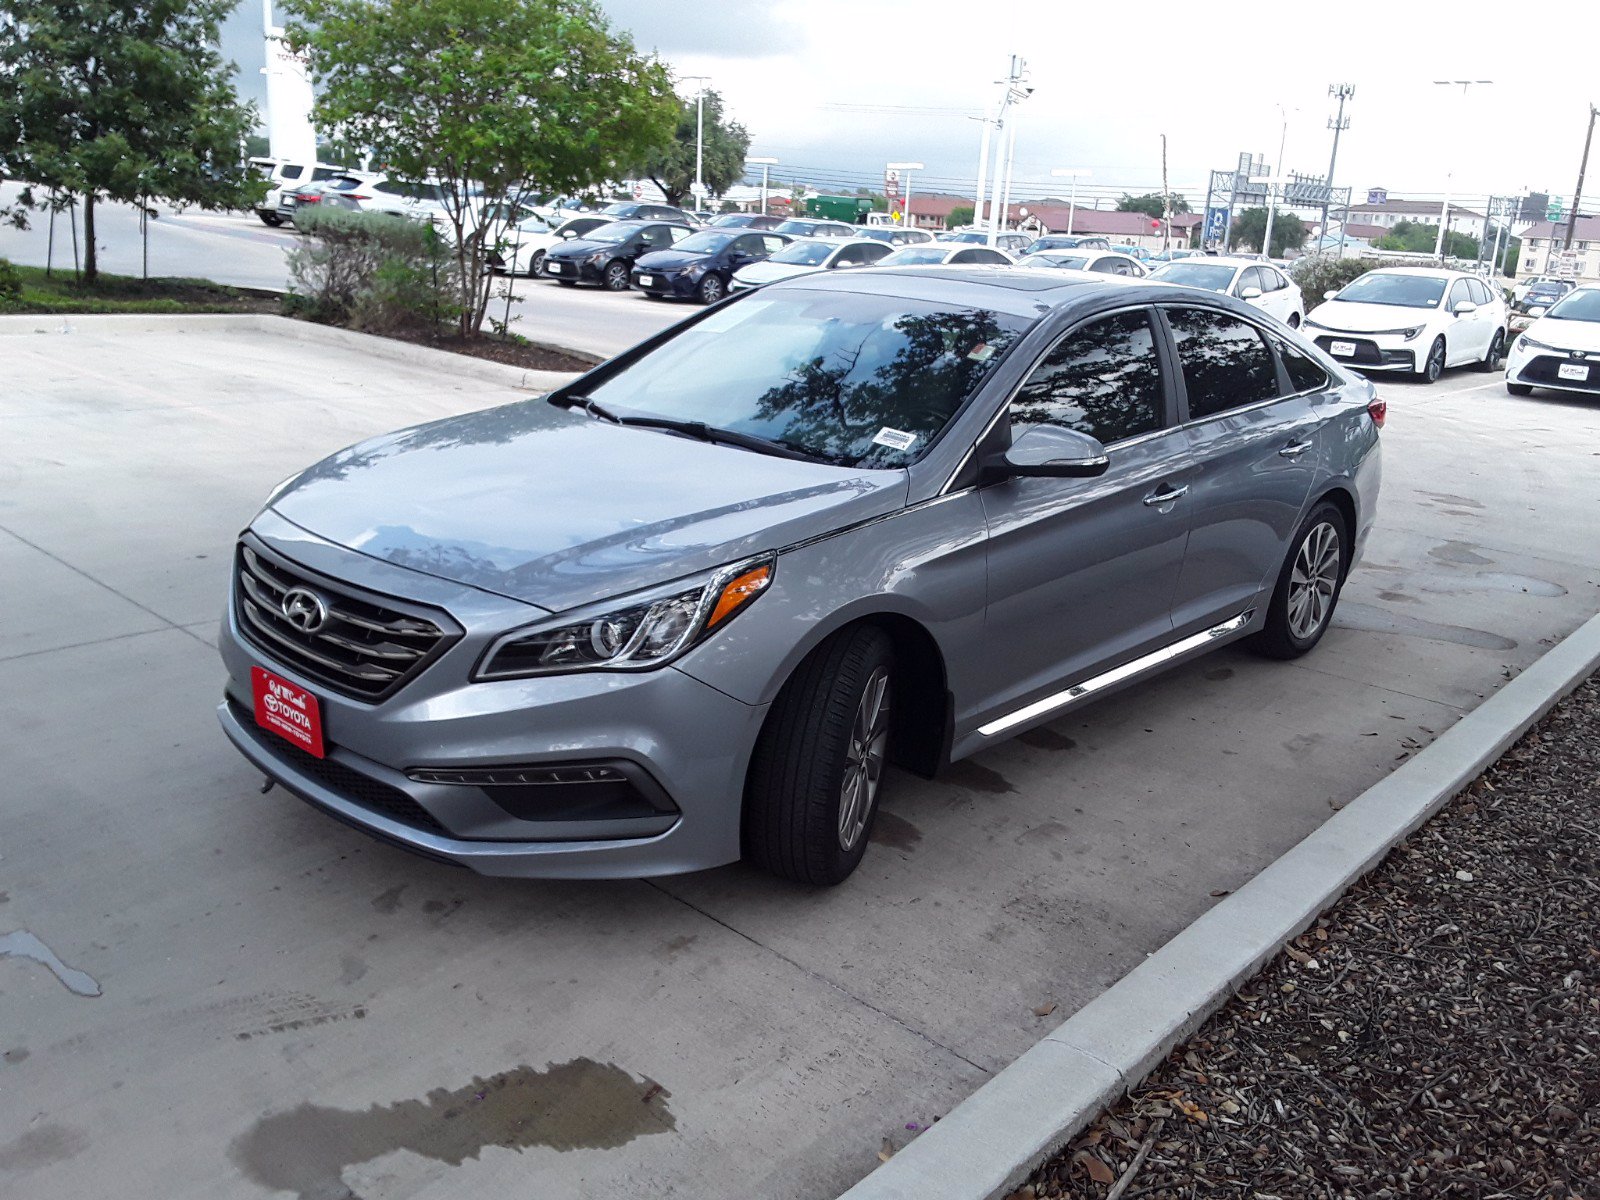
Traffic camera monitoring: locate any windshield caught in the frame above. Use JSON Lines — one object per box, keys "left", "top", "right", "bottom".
{"left": 674, "top": 231, "right": 738, "bottom": 254}
{"left": 600, "top": 203, "right": 637, "bottom": 215}
{"left": 1545, "top": 289, "right": 1600, "bottom": 321}
{"left": 1149, "top": 262, "right": 1235, "bottom": 290}
{"left": 581, "top": 291, "right": 1030, "bottom": 468}
{"left": 943, "top": 232, "right": 986, "bottom": 244}
{"left": 1335, "top": 273, "right": 1447, "bottom": 308}
{"left": 770, "top": 240, "right": 835, "bottom": 266}
{"left": 882, "top": 246, "right": 952, "bottom": 265}
{"left": 773, "top": 220, "right": 820, "bottom": 236}
{"left": 1030, "top": 254, "right": 1094, "bottom": 271}
{"left": 585, "top": 222, "right": 637, "bottom": 244}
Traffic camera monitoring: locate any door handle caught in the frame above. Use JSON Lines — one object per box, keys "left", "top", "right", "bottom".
{"left": 1278, "top": 440, "right": 1313, "bottom": 458}
{"left": 1143, "top": 484, "right": 1189, "bottom": 507}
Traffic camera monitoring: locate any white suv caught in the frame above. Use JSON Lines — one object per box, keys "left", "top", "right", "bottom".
{"left": 248, "top": 158, "right": 356, "bottom": 227}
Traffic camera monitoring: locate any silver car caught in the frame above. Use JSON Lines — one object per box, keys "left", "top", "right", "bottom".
{"left": 218, "top": 269, "right": 1383, "bottom": 885}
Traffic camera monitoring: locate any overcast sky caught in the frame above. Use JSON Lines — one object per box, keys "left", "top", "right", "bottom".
{"left": 222, "top": 0, "right": 1595, "bottom": 210}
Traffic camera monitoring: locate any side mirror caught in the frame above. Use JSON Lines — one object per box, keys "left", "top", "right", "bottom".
{"left": 1527, "top": 306, "right": 1548, "bottom": 317}
{"left": 986, "top": 424, "right": 1109, "bottom": 480}
{"left": 1453, "top": 300, "right": 1477, "bottom": 315}
{"left": 560, "top": 229, "right": 577, "bottom": 238}
{"left": 1324, "top": 289, "right": 1338, "bottom": 300}
{"left": 1239, "top": 286, "right": 1263, "bottom": 300}
{"left": 832, "top": 259, "right": 857, "bottom": 269}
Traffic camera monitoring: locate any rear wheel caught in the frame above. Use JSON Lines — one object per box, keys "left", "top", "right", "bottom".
{"left": 1249, "top": 502, "right": 1349, "bottom": 660}
{"left": 1415, "top": 337, "right": 1446, "bottom": 384}
{"left": 602, "top": 261, "right": 630, "bottom": 291}
{"left": 1287, "top": 312, "right": 1302, "bottom": 329}
{"left": 1506, "top": 382, "right": 1534, "bottom": 396}
{"left": 744, "top": 626, "right": 894, "bottom": 886}
{"left": 1477, "top": 328, "right": 1505, "bottom": 371}
{"left": 258, "top": 213, "right": 283, "bottom": 227}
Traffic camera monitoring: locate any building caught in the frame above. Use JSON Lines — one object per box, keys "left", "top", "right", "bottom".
{"left": 1517, "top": 216, "right": 1600, "bottom": 282}
{"left": 905, "top": 193, "right": 974, "bottom": 231}
{"left": 1345, "top": 198, "right": 1487, "bottom": 242}
{"left": 1009, "top": 205, "right": 1203, "bottom": 249}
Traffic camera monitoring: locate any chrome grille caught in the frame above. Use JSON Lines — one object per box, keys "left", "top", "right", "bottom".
{"left": 235, "top": 541, "right": 457, "bottom": 700}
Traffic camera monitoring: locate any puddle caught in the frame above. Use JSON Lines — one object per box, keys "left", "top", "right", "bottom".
{"left": 1419, "top": 491, "right": 1485, "bottom": 510}
{"left": 1428, "top": 541, "right": 1493, "bottom": 566}
{"left": 231, "top": 1060, "right": 674, "bottom": 1200}
{"left": 1468, "top": 573, "right": 1567, "bottom": 598}
{"left": 0, "top": 930, "right": 101, "bottom": 997}
{"left": 1334, "top": 602, "right": 1516, "bottom": 651}
{"left": 869, "top": 811, "right": 923, "bottom": 851}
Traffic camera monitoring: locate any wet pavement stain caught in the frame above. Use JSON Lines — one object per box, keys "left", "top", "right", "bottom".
{"left": 1334, "top": 602, "right": 1516, "bottom": 651}
{"left": 869, "top": 811, "right": 924, "bottom": 851}
{"left": 338, "top": 954, "right": 368, "bottom": 986}
{"left": 1468, "top": 572, "right": 1568, "bottom": 598}
{"left": 1201, "top": 666, "right": 1235, "bottom": 681}
{"left": 1428, "top": 541, "right": 1493, "bottom": 566}
{"left": 0, "top": 930, "right": 101, "bottom": 997}
{"left": 4, "top": 1047, "right": 29, "bottom": 1064}
{"left": 0, "top": 1123, "right": 88, "bottom": 1171}
{"left": 1018, "top": 727, "right": 1078, "bottom": 751}
{"left": 945, "top": 759, "right": 1018, "bottom": 794}
{"left": 1419, "top": 491, "right": 1485, "bottom": 510}
{"left": 230, "top": 1060, "right": 674, "bottom": 1200}
{"left": 370, "top": 885, "right": 408, "bottom": 914}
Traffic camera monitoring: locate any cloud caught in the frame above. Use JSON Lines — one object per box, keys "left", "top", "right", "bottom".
{"left": 599, "top": 0, "right": 802, "bottom": 60}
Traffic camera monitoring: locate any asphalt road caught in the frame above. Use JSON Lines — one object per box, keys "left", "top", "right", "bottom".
{"left": 3, "top": 312, "right": 1598, "bottom": 1197}
{"left": 0, "top": 186, "right": 685, "bottom": 359}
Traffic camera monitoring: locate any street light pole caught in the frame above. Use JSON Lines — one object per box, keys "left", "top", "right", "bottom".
{"left": 747, "top": 156, "right": 778, "bottom": 216}
{"left": 1431, "top": 80, "right": 1492, "bottom": 261}
{"left": 1262, "top": 105, "right": 1292, "bottom": 258}
{"left": 1051, "top": 169, "right": 1091, "bottom": 235}
{"left": 680, "top": 76, "right": 709, "bottom": 208}
{"left": 972, "top": 112, "right": 994, "bottom": 231}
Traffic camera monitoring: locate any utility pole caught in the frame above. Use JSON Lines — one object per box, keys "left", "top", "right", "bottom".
{"left": 1161, "top": 134, "right": 1172, "bottom": 253}
{"left": 1321, "top": 84, "right": 1353, "bottom": 244}
{"left": 1563, "top": 103, "right": 1598, "bottom": 250}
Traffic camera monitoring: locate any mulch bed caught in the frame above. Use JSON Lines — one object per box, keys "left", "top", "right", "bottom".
{"left": 377, "top": 329, "right": 595, "bottom": 374}
{"left": 1018, "top": 676, "right": 1600, "bottom": 1200}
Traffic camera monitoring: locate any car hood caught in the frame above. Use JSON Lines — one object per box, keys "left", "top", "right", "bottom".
{"left": 268, "top": 400, "right": 905, "bottom": 613}
{"left": 1523, "top": 315, "right": 1600, "bottom": 352}
{"left": 735, "top": 261, "right": 821, "bottom": 285}
{"left": 633, "top": 248, "right": 714, "bottom": 271}
{"left": 1307, "top": 299, "right": 1445, "bottom": 332}
{"left": 546, "top": 237, "right": 624, "bottom": 259}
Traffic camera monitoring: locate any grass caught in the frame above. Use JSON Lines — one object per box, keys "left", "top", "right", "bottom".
{"left": 0, "top": 262, "right": 279, "bottom": 315}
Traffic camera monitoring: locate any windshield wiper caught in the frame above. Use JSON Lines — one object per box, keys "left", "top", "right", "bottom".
{"left": 564, "top": 395, "right": 828, "bottom": 464}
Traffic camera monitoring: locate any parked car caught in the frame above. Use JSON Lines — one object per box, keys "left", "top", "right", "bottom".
{"left": 771, "top": 218, "right": 857, "bottom": 240}
{"left": 854, "top": 226, "right": 936, "bottom": 245}
{"left": 1512, "top": 274, "right": 1568, "bottom": 305}
{"left": 729, "top": 237, "right": 893, "bottom": 291}
{"left": 492, "top": 215, "right": 612, "bottom": 276}
{"left": 277, "top": 174, "right": 377, "bottom": 228}
{"left": 1303, "top": 267, "right": 1507, "bottom": 383}
{"left": 1022, "top": 250, "right": 1147, "bottom": 278}
{"left": 937, "top": 228, "right": 1034, "bottom": 255}
{"left": 1022, "top": 234, "right": 1114, "bottom": 254}
{"left": 1516, "top": 277, "right": 1575, "bottom": 316}
{"left": 632, "top": 229, "right": 791, "bottom": 303}
{"left": 598, "top": 200, "right": 694, "bottom": 225}
{"left": 1147, "top": 248, "right": 1201, "bottom": 265}
{"left": 219, "top": 271, "right": 1382, "bottom": 885}
{"left": 1147, "top": 257, "right": 1303, "bottom": 325}
{"left": 248, "top": 158, "right": 355, "bottom": 226}
{"left": 875, "top": 243, "right": 1014, "bottom": 267}
{"left": 540, "top": 220, "right": 693, "bottom": 289}
{"left": 1505, "top": 286, "right": 1600, "bottom": 397}
{"left": 711, "top": 213, "right": 787, "bottom": 231}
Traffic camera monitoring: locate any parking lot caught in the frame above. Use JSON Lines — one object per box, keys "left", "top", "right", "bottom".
{"left": 3, "top": 317, "right": 1598, "bottom": 1199}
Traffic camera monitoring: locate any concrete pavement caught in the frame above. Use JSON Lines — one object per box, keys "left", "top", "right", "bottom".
{"left": 2, "top": 319, "right": 1596, "bottom": 1198}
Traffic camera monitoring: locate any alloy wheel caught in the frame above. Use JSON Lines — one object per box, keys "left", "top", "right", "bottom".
{"left": 699, "top": 274, "right": 724, "bottom": 304}
{"left": 604, "top": 262, "right": 629, "bottom": 290}
{"left": 1287, "top": 522, "right": 1341, "bottom": 641}
{"left": 837, "top": 667, "right": 891, "bottom": 852}
{"left": 1427, "top": 340, "right": 1445, "bottom": 382}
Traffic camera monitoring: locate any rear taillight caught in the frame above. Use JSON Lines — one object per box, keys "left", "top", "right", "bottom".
{"left": 302, "top": 194, "right": 322, "bottom": 204}
{"left": 1367, "top": 396, "right": 1386, "bottom": 428}
{"left": 344, "top": 194, "right": 369, "bottom": 201}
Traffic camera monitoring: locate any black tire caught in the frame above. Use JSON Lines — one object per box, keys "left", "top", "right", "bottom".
{"left": 744, "top": 626, "right": 895, "bottom": 886}
{"left": 1476, "top": 328, "right": 1505, "bottom": 371}
{"left": 1248, "top": 501, "right": 1350, "bottom": 661}
{"left": 1506, "top": 382, "right": 1534, "bottom": 396}
{"left": 1415, "top": 337, "right": 1446, "bottom": 384}
{"left": 258, "top": 213, "right": 283, "bottom": 227}
{"left": 696, "top": 272, "right": 726, "bottom": 305}
{"left": 602, "top": 261, "right": 630, "bottom": 291}
{"left": 1287, "top": 312, "right": 1301, "bottom": 329}
{"left": 526, "top": 250, "right": 544, "bottom": 278}
{"left": 556, "top": 278, "right": 577, "bottom": 287}
{"left": 642, "top": 292, "right": 665, "bottom": 300}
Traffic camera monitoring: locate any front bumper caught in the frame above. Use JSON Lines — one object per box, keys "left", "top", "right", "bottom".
{"left": 1505, "top": 343, "right": 1600, "bottom": 395}
{"left": 541, "top": 256, "right": 604, "bottom": 283}
{"left": 631, "top": 268, "right": 699, "bottom": 298}
{"left": 1309, "top": 331, "right": 1420, "bottom": 373}
{"left": 217, "top": 517, "right": 767, "bottom": 878}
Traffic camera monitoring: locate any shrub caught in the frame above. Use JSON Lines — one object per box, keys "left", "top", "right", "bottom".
{"left": 284, "top": 208, "right": 459, "bottom": 333}
{"left": 0, "top": 257, "right": 22, "bottom": 307}
{"left": 1289, "top": 255, "right": 1383, "bottom": 302}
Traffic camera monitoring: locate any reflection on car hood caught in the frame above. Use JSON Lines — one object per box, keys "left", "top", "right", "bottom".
{"left": 735, "top": 261, "right": 822, "bottom": 285}
{"left": 268, "top": 400, "right": 905, "bottom": 611}
{"left": 1524, "top": 314, "right": 1600, "bottom": 352}
{"left": 1308, "top": 299, "right": 1443, "bottom": 332}
{"left": 633, "top": 248, "right": 713, "bottom": 271}
{"left": 545, "top": 237, "right": 619, "bottom": 259}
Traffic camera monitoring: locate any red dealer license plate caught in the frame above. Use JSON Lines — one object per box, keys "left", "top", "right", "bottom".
{"left": 252, "top": 666, "right": 325, "bottom": 758}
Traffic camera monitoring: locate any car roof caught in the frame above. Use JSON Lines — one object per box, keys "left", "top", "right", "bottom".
{"left": 781, "top": 265, "right": 1143, "bottom": 316}
{"left": 1161, "top": 256, "right": 1254, "bottom": 269}
{"left": 1366, "top": 266, "right": 1463, "bottom": 279}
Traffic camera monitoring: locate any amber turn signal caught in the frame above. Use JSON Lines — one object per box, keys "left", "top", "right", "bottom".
{"left": 707, "top": 563, "right": 773, "bottom": 630}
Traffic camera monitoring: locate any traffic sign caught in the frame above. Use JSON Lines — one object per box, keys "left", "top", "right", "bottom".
{"left": 1547, "top": 197, "right": 1564, "bottom": 222}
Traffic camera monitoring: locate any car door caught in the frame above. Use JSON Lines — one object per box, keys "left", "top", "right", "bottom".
{"left": 1444, "top": 278, "right": 1485, "bottom": 363}
{"left": 975, "top": 306, "right": 1193, "bottom": 727}
{"left": 1160, "top": 304, "right": 1324, "bottom": 635}
{"left": 726, "top": 233, "right": 768, "bottom": 274}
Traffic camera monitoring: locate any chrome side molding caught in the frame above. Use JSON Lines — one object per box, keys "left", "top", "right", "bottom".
{"left": 977, "top": 611, "right": 1255, "bottom": 738}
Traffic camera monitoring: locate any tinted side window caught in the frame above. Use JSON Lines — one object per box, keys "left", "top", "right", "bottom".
{"left": 1236, "top": 267, "right": 1263, "bottom": 295}
{"left": 1167, "top": 307, "right": 1279, "bottom": 419}
{"left": 281, "top": 164, "right": 304, "bottom": 180}
{"left": 860, "top": 243, "right": 892, "bottom": 263}
{"left": 1448, "top": 279, "right": 1472, "bottom": 309}
{"left": 1009, "top": 310, "right": 1165, "bottom": 445}
{"left": 1277, "top": 338, "right": 1331, "bottom": 393}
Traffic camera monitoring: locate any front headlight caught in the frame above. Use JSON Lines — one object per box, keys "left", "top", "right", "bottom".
{"left": 1395, "top": 326, "right": 1424, "bottom": 340}
{"left": 474, "top": 556, "right": 775, "bottom": 680}
{"left": 1518, "top": 334, "right": 1556, "bottom": 352}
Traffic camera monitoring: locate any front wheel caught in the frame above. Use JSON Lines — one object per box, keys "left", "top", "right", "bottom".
{"left": 696, "top": 273, "right": 726, "bottom": 305}
{"left": 1506, "top": 381, "right": 1533, "bottom": 396}
{"left": 1415, "top": 337, "right": 1446, "bottom": 384}
{"left": 1249, "top": 502, "right": 1348, "bottom": 661}
{"left": 602, "top": 261, "right": 630, "bottom": 291}
{"left": 525, "top": 250, "right": 545, "bottom": 278}
{"left": 1476, "top": 328, "right": 1505, "bottom": 371}
{"left": 744, "top": 626, "right": 894, "bottom": 886}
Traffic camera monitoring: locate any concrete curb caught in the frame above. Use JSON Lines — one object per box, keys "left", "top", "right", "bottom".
{"left": 0, "top": 312, "right": 589, "bottom": 394}
{"left": 839, "top": 610, "right": 1600, "bottom": 1200}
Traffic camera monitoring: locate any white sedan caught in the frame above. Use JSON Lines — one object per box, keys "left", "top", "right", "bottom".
{"left": 875, "top": 243, "right": 1014, "bottom": 267}
{"left": 1303, "top": 267, "right": 1507, "bottom": 384}
{"left": 1020, "top": 249, "right": 1148, "bottom": 277}
{"left": 494, "top": 214, "right": 611, "bottom": 276}
{"left": 729, "top": 238, "right": 894, "bottom": 292}
{"left": 1147, "top": 257, "right": 1303, "bottom": 325}
{"left": 1504, "top": 286, "right": 1600, "bottom": 397}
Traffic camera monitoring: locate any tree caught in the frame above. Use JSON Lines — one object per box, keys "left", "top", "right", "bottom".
{"left": 0, "top": 0, "right": 260, "bottom": 284}
{"left": 1376, "top": 219, "right": 1478, "bottom": 259}
{"left": 1228, "top": 207, "right": 1307, "bottom": 256}
{"left": 632, "top": 88, "right": 749, "bottom": 208}
{"left": 1118, "top": 192, "right": 1191, "bottom": 218}
{"left": 947, "top": 205, "right": 975, "bottom": 228}
{"left": 285, "top": 0, "right": 677, "bottom": 337}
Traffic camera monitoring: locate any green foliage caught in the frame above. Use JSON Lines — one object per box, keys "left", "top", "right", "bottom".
{"left": 0, "top": 260, "right": 271, "bottom": 313}
{"left": 1117, "top": 192, "right": 1191, "bottom": 218}
{"left": 1228, "top": 207, "right": 1307, "bottom": 256}
{"left": 285, "top": 207, "right": 460, "bottom": 333}
{"left": 1375, "top": 219, "right": 1479, "bottom": 259}
{"left": 0, "top": 0, "right": 260, "bottom": 283}
{"left": 0, "top": 258, "right": 21, "bottom": 305}
{"left": 285, "top": 0, "right": 677, "bottom": 336}
{"left": 1289, "top": 255, "right": 1384, "bottom": 299}
{"left": 1504, "top": 241, "right": 1521, "bottom": 276}
{"left": 948, "top": 205, "right": 975, "bottom": 228}
{"left": 631, "top": 88, "right": 750, "bottom": 207}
